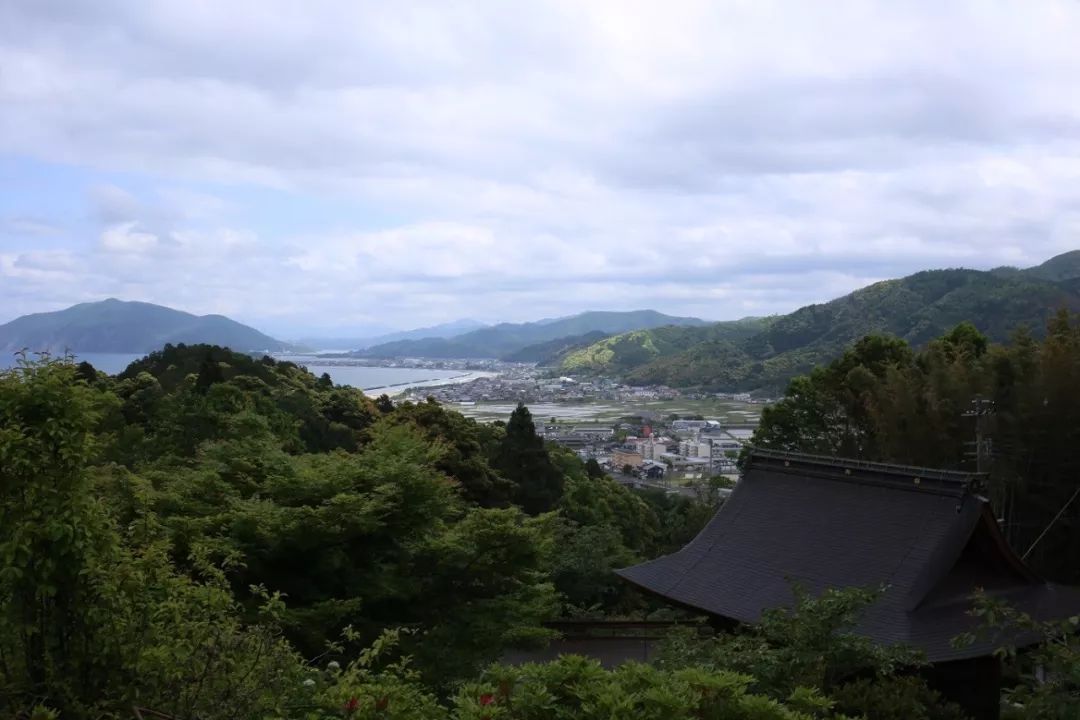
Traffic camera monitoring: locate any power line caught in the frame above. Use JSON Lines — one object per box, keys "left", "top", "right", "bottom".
{"left": 1022, "top": 486, "right": 1080, "bottom": 562}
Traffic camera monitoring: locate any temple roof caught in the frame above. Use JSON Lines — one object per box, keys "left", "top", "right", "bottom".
{"left": 616, "top": 449, "right": 1080, "bottom": 663}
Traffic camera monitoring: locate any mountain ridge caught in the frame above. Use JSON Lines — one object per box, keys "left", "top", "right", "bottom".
{"left": 299, "top": 318, "right": 488, "bottom": 351}
{"left": 559, "top": 252, "right": 1080, "bottom": 393}
{"left": 0, "top": 298, "right": 296, "bottom": 354}
{"left": 356, "top": 309, "right": 709, "bottom": 359}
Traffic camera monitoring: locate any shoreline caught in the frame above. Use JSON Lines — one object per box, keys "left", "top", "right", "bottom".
{"left": 362, "top": 372, "right": 476, "bottom": 393}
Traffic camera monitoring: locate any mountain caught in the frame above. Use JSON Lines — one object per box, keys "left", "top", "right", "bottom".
{"left": 560, "top": 319, "right": 771, "bottom": 375}
{"left": 500, "top": 330, "right": 612, "bottom": 364}
{"left": 560, "top": 252, "right": 1080, "bottom": 393}
{"left": 1019, "top": 249, "right": 1080, "bottom": 282}
{"left": 0, "top": 299, "right": 296, "bottom": 354}
{"left": 358, "top": 310, "right": 709, "bottom": 359}
{"left": 300, "top": 318, "right": 488, "bottom": 351}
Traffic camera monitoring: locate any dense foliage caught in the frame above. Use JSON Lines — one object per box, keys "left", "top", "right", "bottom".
{"left": 562, "top": 253, "right": 1080, "bottom": 393}
{"left": 0, "top": 346, "right": 714, "bottom": 717}
{"left": 6, "top": 339, "right": 1080, "bottom": 718}
{"left": 656, "top": 587, "right": 965, "bottom": 720}
{"left": 752, "top": 313, "right": 1080, "bottom": 584}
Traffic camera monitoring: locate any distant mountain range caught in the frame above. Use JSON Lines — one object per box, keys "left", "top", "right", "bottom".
{"left": 558, "top": 251, "right": 1080, "bottom": 393}
{"left": 12, "top": 250, "right": 1078, "bottom": 383}
{"left": 299, "top": 319, "right": 488, "bottom": 351}
{"left": 0, "top": 299, "right": 296, "bottom": 354}
{"left": 0, "top": 302, "right": 709, "bottom": 363}
{"left": 355, "top": 310, "right": 710, "bottom": 359}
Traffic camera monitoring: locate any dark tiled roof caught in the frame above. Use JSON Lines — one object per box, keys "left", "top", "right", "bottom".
{"left": 616, "top": 449, "right": 1080, "bottom": 662}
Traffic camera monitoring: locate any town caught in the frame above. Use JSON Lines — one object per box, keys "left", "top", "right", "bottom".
{"left": 401, "top": 367, "right": 762, "bottom": 498}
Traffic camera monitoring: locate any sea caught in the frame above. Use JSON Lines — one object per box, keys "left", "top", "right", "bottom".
{"left": 0, "top": 351, "right": 491, "bottom": 397}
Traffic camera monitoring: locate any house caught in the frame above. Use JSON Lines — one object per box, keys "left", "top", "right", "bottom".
{"left": 617, "top": 449, "right": 1080, "bottom": 720}
{"left": 642, "top": 461, "right": 666, "bottom": 480}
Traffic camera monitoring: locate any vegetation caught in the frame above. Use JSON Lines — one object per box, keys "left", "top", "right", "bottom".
{"left": 751, "top": 313, "right": 1080, "bottom": 584}
{"left": 0, "top": 345, "right": 714, "bottom": 717}
{"left": 500, "top": 330, "right": 611, "bottom": 364}
{"left": 0, "top": 298, "right": 296, "bottom": 353}
{"left": 5, "top": 334, "right": 1080, "bottom": 718}
{"left": 561, "top": 319, "right": 769, "bottom": 375}
{"left": 561, "top": 252, "right": 1080, "bottom": 393}
{"left": 957, "top": 591, "right": 1080, "bottom": 719}
{"left": 359, "top": 310, "right": 708, "bottom": 359}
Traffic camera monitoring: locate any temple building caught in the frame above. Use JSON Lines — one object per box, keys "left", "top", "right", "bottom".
{"left": 617, "top": 449, "right": 1080, "bottom": 720}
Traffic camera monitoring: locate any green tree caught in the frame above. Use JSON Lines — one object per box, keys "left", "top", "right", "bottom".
{"left": 752, "top": 318, "right": 1080, "bottom": 583}
{"left": 657, "top": 586, "right": 963, "bottom": 720}
{"left": 0, "top": 356, "right": 122, "bottom": 711}
{"left": 0, "top": 357, "right": 303, "bottom": 719}
{"left": 493, "top": 404, "right": 564, "bottom": 515}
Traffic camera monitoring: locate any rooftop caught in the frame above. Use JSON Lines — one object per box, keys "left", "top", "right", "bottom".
{"left": 617, "top": 449, "right": 1080, "bottom": 663}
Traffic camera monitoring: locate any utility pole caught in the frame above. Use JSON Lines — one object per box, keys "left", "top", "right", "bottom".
{"left": 962, "top": 396, "right": 994, "bottom": 474}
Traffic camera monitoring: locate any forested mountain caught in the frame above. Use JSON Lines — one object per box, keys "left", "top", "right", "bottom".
{"left": 561, "top": 318, "right": 771, "bottom": 375}
{"left": 0, "top": 298, "right": 296, "bottom": 353}
{"left": 299, "top": 318, "right": 487, "bottom": 351}
{"left": 1012, "top": 248, "right": 1080, "bottom": 282}
{"left": 357, "top": 309, "right": 708, "bottom": 358}
{"left": 561, "top": 252, "right": 1080, "bottom": 393}
{"left": 500, "top": 330, "right": 611, "bottom": 363}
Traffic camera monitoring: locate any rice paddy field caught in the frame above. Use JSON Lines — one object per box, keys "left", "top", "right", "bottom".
{"left": 451, "top": 398, "right": 765, "bottom": 426}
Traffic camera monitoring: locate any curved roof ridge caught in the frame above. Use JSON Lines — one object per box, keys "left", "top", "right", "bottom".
{"left": 747, "top": 448, "right": 986, "bottom": 498}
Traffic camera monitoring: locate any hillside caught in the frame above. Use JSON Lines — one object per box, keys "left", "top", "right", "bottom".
{"left": 358, "top": 309, "right": 708, "bottom": 359}
{"left": 0, "top": 298, "right": 295, "bottom": 354}
{"left": 561, "top": 252, "right": 1080, "bottom": 393}
{"left": 300, "top": 318, "right": 487, "bottom": 351}
{"left": 500, "top": 330, "right": 611, "bottom": 364}
{"left": 560, "top": 318, "right": 771, "bottom": 374}
{"left": 1019, "top": 249, "right": 1080, "bottom": 282}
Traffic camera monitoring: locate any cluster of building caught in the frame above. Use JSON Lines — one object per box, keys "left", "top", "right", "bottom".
{"left": 537, "top": 417, "right": 754, "bottom": 492}
{"left": 405, "top": 372, "right": 683, "bottom": 404}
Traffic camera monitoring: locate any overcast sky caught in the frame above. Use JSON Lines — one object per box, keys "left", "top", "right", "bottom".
{"left": 2, "top": 1, "right": 1080, "bottom": 337}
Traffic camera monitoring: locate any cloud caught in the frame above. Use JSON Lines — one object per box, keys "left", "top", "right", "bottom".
{"left": 89, "top": 185, "right": 141, "bottom": 225}
{"left": 2, "top": 1, "right": 1080, "bottom": 334}
{"left": 4, "top": 216, "right": 61, "bottom": 237}
{"left": 100, "top": 222, "right": 159, "bottom": 254}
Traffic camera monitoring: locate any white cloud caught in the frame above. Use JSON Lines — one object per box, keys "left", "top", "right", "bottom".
{"left": 1, "top": 1, "right": 1080, "bottom": 333}
{"left": 100, "top": 223, "right": 159, "bottom": 254}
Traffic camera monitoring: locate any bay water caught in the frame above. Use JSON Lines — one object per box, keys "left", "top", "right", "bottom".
{"left": 0, "top": 351, "right": 487, "bottom": 396}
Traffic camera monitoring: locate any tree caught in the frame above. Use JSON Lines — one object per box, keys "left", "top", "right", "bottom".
{"left": 493, "top": 404, "right": 564, "bottom": 515}
{"left": 0, "top": 356, "right": 122, "bottom": 710}
{"left": 195, "top": 353, "right": 225, "bottom": 392}
{"left": 751, "top": 317, "right": 1080, "bottom": 583}
{"left": 0, "top": 357, "right": 302, "bottom": 719}
{"left": 375, "top": 393, "right": 395, "bottom": 414}
{"left": 957, "top": 590, "right": 1080, "bottom": 719}
{"left": 657, "top": 586, "right": 964, "bottom": 720}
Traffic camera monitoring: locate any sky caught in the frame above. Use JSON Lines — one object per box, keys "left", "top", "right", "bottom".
{"left": 2, "top": 1, "right": 1080, "bottom": 338}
